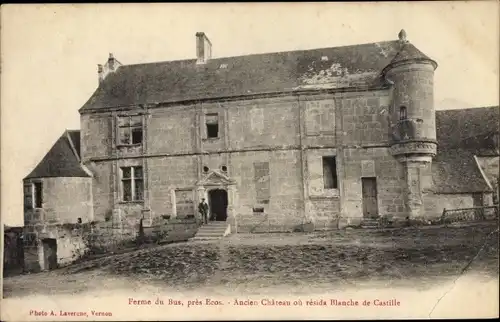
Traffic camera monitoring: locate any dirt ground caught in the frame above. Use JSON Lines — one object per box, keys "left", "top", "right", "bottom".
{"left": 3, "top": 221, "right": 499, "bottom": 298}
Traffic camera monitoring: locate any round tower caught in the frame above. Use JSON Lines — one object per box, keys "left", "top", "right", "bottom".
{"left": 383, "top": 30, "right": 438, "bottom": 219}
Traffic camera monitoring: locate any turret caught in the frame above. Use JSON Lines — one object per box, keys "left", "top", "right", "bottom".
{"left": 383, "top": 29, "right": 438, "bottom": 163}
{"left": 383, "top": 30, "right": 439, "bottom": 220}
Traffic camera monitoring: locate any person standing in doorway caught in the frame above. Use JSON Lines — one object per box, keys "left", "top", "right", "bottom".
{"left": 198, "top": 198, "right": 209, "bottom": 224}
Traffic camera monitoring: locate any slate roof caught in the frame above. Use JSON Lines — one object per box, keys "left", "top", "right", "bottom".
{"left": 432, "top": 149, "right": 492, "bottom": 193}
{"left": 436, "top": 106, "right": 499, "bottom": 155}
{"left": 433, "top": 106, "right": 500, "bottom": 193}
{"left": 80, "top": 38, "right": 436, "bottom": 112}
{"left": 24, "top": 130, "right": 90, "bottom": 180}
{"left": 385, "top": 41, "right": 437, "bottom": 71}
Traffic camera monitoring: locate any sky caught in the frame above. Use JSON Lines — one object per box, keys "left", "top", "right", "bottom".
{"left": 1, "top": 2, "right": 499, "bottom": 226}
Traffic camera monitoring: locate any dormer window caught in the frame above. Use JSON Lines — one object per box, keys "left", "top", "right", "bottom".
{"left": 118, "top": 115, "right": 143, "bottom": 146}
{"left": 399, "top": 106, "right": 407, "bottom": 121}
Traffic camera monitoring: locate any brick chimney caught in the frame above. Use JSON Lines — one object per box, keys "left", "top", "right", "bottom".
{"left": 98, "top": 64, "right": 104, "bottom": 84}
{"left": 97, "top": 53, "right": 122, "bottom": 85}
{"left": 196, "top": 32, "right": 212, "bottom": 64}
{"left": 108, "top": 53, "right": 116, "bottom": 71}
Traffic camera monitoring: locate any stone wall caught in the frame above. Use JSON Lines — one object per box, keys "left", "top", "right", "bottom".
{"left": 23, "top": 224, "right": 89, "bottom": 272}
{"left": 423, "top": 193, "right": 474, "bottom": 219}
{"left": 148, "top": 217, "right": 200, "bottom": 243}
{"left": 477, "top": 156, "right": 500, "bottom": 190}
{"left": 79, "top": 88, "right": 444, "bottom": 232}
{"left": 385, "top": 63, "right": 436, "bottom": 142}
{"left": 148, "top": 155, "right": 198, "bottom": 220}
{"left": 88, "top": 162, "right": 113, "bottom": 222}
{"left": 24, "top": 177, "right": 93, "bottom": 225}
{"left": 231, "top": 149, "right": 303, "bottom": 233}
{"left": 226, "top": 98, "right": 300, "bottom": 150}
{"left": 341, "top": 147, "right": 406, "bottom": 223}
{"left": 81, "top": 113, "right": 112, "bottom": 161}
{"left": 339, "top": 93, "right": 391, "bottom": 146}
{"left": 148, "top": 106, "right": 197, "bottom": 155}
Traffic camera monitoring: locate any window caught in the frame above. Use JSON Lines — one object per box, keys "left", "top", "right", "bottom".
{"left": 33, "top": 182, "right": 43, "bottom": 208}
{"left": 121, "top": 166, "right": 144, "bottom": 201}
{"left": 221, "top": 165, "right": 227, "bottom": 172}
{"left": 23, "top": 184, "right": 33, "bottom": 210}
{"left": 399, "top": 106, "right": 407, "bottom": 121}
{"left": 205, "top": 113, "right": 219, "bottom": 138}
{"left": 118, "top": 115, "right": 143, "bottom": 145}
{"left": 252, "top": 207, "right": 265, "bottom": 214}
{"left": 322, "top": 156, "right": 338, "bottom": 189}
{"left": 203, "top": 166, "right": 209, "bottom": 173}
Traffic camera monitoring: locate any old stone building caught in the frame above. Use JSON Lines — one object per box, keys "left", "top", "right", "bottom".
{"left": 22, "top": 130, "right": 93, "bottom": 271}
{"left": 24, "top": 30, "right": 499, "bottom": 243}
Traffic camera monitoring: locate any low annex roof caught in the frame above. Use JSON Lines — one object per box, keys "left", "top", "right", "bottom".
{"left": 24, "top": 130, "right": 91, "bottom": 180}
{"left": 433, "top": 106, "right": 499, "bottom": 194}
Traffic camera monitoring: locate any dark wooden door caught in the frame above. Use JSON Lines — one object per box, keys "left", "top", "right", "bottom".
{"left": 42, "top": 239, "right": 58, "bottom": 270}
{"left": 208, "top": 189, "right": 228, "bottom": 221}
{"left": 362, "top": 177, "right": 379, "bottom": 219}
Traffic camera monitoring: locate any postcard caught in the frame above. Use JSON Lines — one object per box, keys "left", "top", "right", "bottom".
{"left": 1, "top": 2, "right": 499, "bottom": 320}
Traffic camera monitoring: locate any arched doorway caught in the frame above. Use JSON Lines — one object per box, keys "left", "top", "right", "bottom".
{"left": 208, "top": 189, "right": 228, "bottom": 221}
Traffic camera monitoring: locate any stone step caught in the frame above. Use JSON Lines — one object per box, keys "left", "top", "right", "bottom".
{"left": 196, "top": 232, "right": 227, "bottom": 236}
{"left": 198, "top": 227, "right": 227, "bottom": 233}
{"left": 191, "top": 237, "right": 222, "bottom": 241}
{"left": 361, "top": 219, "right": 379, "bottom": 229}
{"left": 193, "top": 222, "right": 230, "bottom": 240}
{"left": 196, "top": 230, "right": 225, "bottom": 236}
{"left": 203, "top": 222, "right": 228, "bottom": 226}
{"left": 193, "top": 234, "right": 225, "bottom": 239}
{"left": 197, "top": 225, "right": 228, "bottom": 230}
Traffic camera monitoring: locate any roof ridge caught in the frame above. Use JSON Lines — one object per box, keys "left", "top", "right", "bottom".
{"left": 65, "top": 130, "right": 81, "bottom": 162}
{"left": 80, "top": 38, "right": 404, "bottom": 112}
{"left": 121, "top": 40, "right": 400, "bottom": 68}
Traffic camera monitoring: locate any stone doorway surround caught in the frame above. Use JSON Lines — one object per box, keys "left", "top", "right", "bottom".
{"left": 195, "top": 170, "right": 238, "bottom": 233}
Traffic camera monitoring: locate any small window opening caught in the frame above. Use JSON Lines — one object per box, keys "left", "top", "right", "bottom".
{"left": 399, "top": 106, "right": 407, "bottom": 120}
{"left": 77, "top": 218, "right": 82, "bottom": 224}
{"left": 203, "top": 166, "right": 209, "bottom": 173}
{"left": 221, "top": 165, "right": 227, "bottom": 172}
{"left": 131, "top": 127, "right": 143, "bottom": 144}
{"left": 322, "top": 156, "right": 338, "bottom": 189}
{"left": 205, "top": 113, "right": 219, "bottom": 138}
{"left": 33, "top": 182, "right": 43, "bottom": 208}
{"left": 253, "top": 207, "right": 265, "bottom": 213}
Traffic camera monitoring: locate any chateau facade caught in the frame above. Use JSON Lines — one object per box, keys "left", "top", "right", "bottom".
{"left": 24, "top": 30, "right": 498, "bottom": 238}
